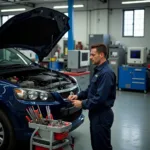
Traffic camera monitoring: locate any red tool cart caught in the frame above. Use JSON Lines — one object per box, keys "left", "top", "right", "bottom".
{"left": 26, "top": 105, "right": 72, "bottom": 150}
{"left": 29, "top": 119, "right": 72, "bottom": 150}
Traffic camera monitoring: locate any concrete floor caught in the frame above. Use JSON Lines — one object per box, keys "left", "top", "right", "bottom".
{"left": 17, "top": 90, "right": 150, "bottom": 150}
{"left": 63, "top": 90, "right": 150, "bottom": 150}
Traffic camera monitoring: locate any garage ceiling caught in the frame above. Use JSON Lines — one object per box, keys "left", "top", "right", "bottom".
{"left": 0, "top": 0, "right": 148, "bottom": 8}
{"left": 0, "top": 0, "right": 108, "bottom": 7}
{"left": 0, "top": 0, "right": 81, "bottom": 7}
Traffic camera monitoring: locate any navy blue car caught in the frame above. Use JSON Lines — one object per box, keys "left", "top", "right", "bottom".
{"left": 0, "top": 7, "right": 84, "bottom": 150}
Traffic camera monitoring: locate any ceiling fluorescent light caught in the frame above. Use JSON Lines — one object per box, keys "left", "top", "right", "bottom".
{"left": 122, "top": 0, "right": 150, "bottom": 4}
{"left": 74, "top": 4, "right": 84, "bottom": 8}
{"left": 1, "top": 8, "right": 26, "bottom": 12}
{"left": 53, "top": 4, "right": 84, "bottom": 9}
{"left": 54, "top": 6, "right": 68, "bottom": 9}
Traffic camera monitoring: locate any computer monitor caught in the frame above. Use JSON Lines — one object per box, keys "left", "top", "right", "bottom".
{"left": 127, "top": 47, "right": 147, "bottom": 65}
{"left": 67, "top": 50, "right": 90, "bottom": 69}
{"left": 80, "top": 50, "right": 90, "bottom": 67}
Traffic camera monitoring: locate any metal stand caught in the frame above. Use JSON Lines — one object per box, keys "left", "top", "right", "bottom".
{"left": 29, "top": 120, "right": 72, "bottom": 150}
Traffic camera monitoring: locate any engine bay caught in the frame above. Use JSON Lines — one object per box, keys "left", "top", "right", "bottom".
{"left": 1, "top": 69, "right": 76, "bottom": 92}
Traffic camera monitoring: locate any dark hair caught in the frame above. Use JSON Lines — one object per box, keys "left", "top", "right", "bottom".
{"left": 91, "top": 44, "right": 108, "bottom": 57}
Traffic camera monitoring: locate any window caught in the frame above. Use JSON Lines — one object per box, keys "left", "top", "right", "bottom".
{"left": 1, "top": 15, "right": 14, "bottom": 25}
{"left": 0, "top": 48, "right": 25, "bottom": 65}
{"left": 123, "top": 9, "right": 144, "bottom": 37}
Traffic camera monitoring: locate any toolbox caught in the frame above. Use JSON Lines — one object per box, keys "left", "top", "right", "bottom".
{"left": 118, "top": 66, "right": 147, "bottom": 93}
{"left": 29, "top": 119, "right": 72, "bottom": 150}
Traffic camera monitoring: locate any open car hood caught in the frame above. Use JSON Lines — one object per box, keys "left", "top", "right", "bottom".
{"left": 0, "top": 7, "right": 70, "bottom": 61}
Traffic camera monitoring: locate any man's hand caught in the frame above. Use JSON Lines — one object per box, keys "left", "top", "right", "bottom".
{"left": 72, "top": 100, "right": 82, "bottom": 108}
{"left": 67, "top": 95, "right": 78, "bottom": 101}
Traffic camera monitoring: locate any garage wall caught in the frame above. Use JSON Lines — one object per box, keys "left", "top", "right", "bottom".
{"left": 90, "top": 9, "right": 108, "bottom": 35}
{"left": 73, "top": 11, "right": 88, "bottom": 47}
{"left": 109, "top": 0, "right": 150, "bottom": 49}
{"left": 50, "top": 10, "right": 88, "bottom": 53}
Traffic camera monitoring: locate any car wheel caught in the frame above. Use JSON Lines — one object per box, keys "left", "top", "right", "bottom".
{"left": 0, "top": 110, "right": 16, "bottom": 150}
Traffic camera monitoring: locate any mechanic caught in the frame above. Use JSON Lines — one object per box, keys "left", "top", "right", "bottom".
{"left": 67, "top": 44, "right": 116, "bottom": 150}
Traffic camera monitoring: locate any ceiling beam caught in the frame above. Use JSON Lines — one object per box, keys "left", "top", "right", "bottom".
{"left": 1, "top": 0, "right": 35, "bottom": 7}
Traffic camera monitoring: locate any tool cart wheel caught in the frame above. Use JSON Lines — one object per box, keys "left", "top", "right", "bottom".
{"left": 0, "top": 110, "right": 16, "bottom": 150}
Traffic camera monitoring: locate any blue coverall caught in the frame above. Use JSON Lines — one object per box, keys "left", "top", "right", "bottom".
{"left": 77, "top": 61, "right": 116, "bottom": 150}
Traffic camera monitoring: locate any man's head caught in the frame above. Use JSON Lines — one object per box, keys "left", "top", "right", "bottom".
{"left": 90, "top": 44, "right": 108, "bottom": 65}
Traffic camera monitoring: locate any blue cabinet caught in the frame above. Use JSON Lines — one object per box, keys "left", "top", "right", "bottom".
{"left": 49, "top": 61, "right": 63, "bottom": 71}
{"left": 118, "top": 66, "right": 147, "bottom": 93}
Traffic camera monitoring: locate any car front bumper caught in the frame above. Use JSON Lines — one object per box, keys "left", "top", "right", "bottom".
{"left": 69, "top": 113, "right": 85, "bottom": 132}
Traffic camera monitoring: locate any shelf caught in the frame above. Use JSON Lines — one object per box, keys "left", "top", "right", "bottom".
{"left": 29, "top": 121, "right": 72, "bottom": 133}
{"left": 32, "top": 139, "right": 69, "bottom": 149}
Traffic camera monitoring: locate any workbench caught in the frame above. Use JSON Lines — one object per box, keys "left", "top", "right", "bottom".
{"left": 118, "top": 66, "right": 148, "bottom": 93}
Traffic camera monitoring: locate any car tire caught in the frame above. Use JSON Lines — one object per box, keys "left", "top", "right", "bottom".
{"left": 0, "top": 110, "right": 16, "bottom": 150}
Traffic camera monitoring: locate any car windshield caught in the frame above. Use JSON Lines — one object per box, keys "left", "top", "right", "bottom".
{"left": 0, "top": 48, "right": 34, "bottom": 66}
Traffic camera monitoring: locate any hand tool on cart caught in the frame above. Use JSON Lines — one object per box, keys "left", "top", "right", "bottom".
{"left": 29, "top": 107, "right": 37, "bottom": 122}
{"left": 25, "top": 116, "right": 31, "bottom": 122}
{"left": 26, "top": 108, "right": 35, "bottom": 121}
{"left": 46, "top": 106, "right": 53, "bottom": 120}
{"left": 26, "top": 106, "right": 43, "bottom": 123}
{"left": 37, "top": 105, "right": 43, "bottom": 119}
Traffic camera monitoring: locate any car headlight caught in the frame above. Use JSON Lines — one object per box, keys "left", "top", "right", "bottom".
{"left": 28, "top": 91, "right": 38, "bottom": 100}
{"left": 40, "top": 92, "right": 49, "bottom": 101}
{"left": 14, "top": 88, "right": 53, "bottom": 101}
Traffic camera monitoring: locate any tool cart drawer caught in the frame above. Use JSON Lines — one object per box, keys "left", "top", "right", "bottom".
{"left": 131, "top": 68, "right": 147, "bottom": 90}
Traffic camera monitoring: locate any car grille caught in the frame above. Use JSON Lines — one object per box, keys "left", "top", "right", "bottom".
{"left": 57, "top": 87, "right": 82, "bottom": 122}
{"left": 59, "top": 87, "right": 79, "bottom": 98}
